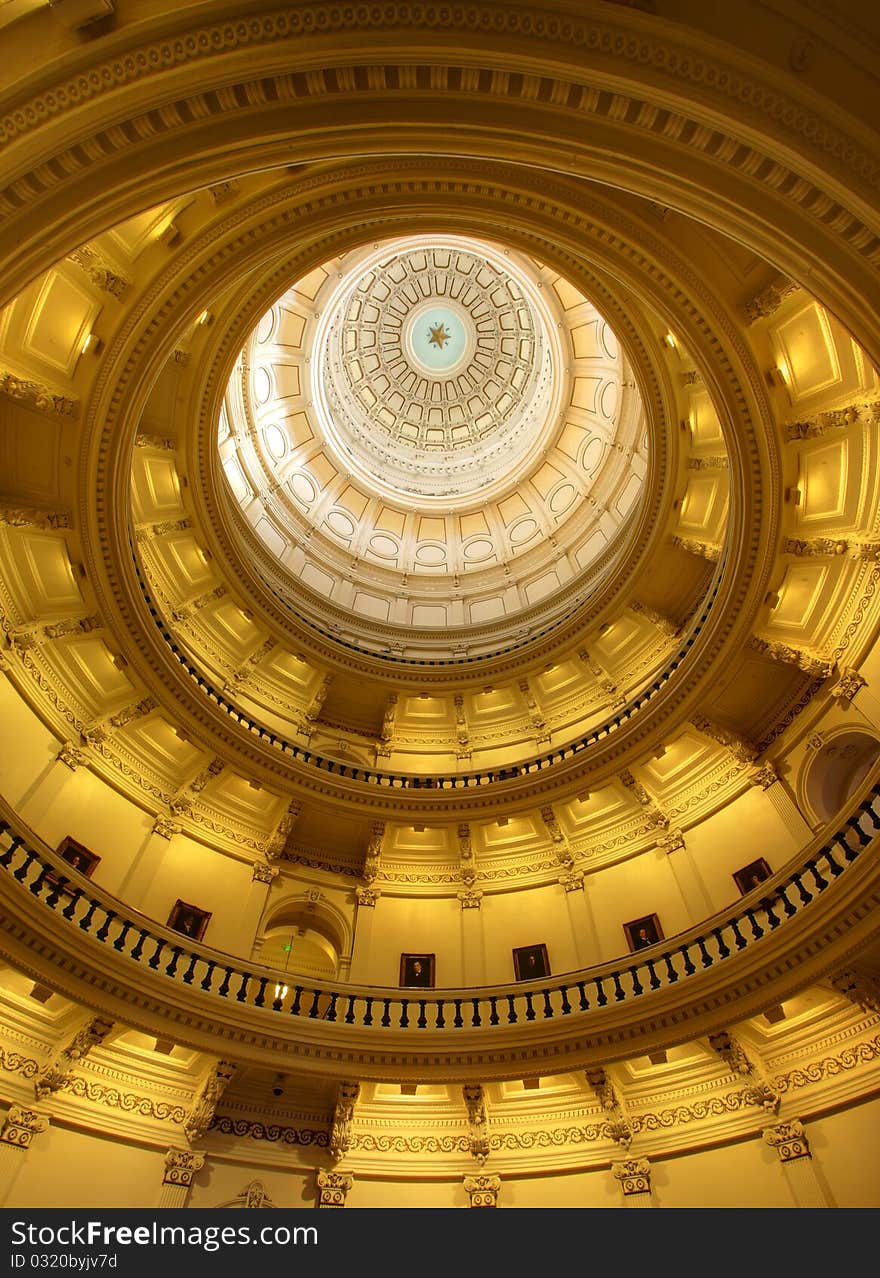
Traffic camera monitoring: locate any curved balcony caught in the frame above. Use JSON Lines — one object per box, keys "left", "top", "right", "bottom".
{"left": 2, "top": 770, "right": 878, "bottom": 1085}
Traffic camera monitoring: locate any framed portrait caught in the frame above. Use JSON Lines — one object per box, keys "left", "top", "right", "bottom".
{"left": 399, "top": 953, "right": 435, "bottom": 988}
{"left": 623, "top": 913, "right": 664, "bottom": 953}
{"left": 46, "top": 836, "right": 101, "bottom": 891}
{"left": 167, "top": 899, "right": 211, "bottom": 942}
{"left": 733, "top": 857, "right": 773, "bottom": 896}
{"left": 513, "top": 943, "right": 550, "bottom": 981}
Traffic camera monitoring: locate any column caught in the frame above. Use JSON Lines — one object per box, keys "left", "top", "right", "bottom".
{"left": 763, "top": 1119, "right": 831, "bottom": 1207}
{"left": 460, "top": 893, "right": 486, "bottom": 985}
{"left": 612, "top": 1157, "right": 653, "bottom": 1208}
{"left": 157, "top": 1149, "right": 205, "bottom": 1208}
{"left": 0, "top": 1107, "right": 49, "bottom": 1206}
{"left": 561, "top": 873, "right": 592, "bottom": 968}
{"left": 349, "top": 888, "right": 379, "bottom": 980}
{"left": 236, "top": 862, "right": 278, "bottom": 957}
{"left": 661, "top": 831, "right": 714, "bottom": 918}
{"left": 315, "top": 1169, "right": 352, "bottom": 1207}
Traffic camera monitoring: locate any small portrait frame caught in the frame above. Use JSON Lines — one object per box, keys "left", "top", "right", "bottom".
{"left": 513, "top": 942, "right": 550, "bottom": 981}
{"left": 623, "top": 913, "right": 664, "bottom": 953}
{"left": 733, "top": 857, "right": 773, "bottom": 896}
{"left": 56, "top": 836, "right": 100, "bottom": 878}
{"left": 399, "top": 953, "right": 435, "bottom": 988}
{"left": 167, "top": 899, "right": 211, "bottom": 942}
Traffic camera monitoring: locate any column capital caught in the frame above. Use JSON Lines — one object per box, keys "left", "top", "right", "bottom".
{"left": 355, "top": 886, "right": 379, "bottom": 907}
{"left": 316, "top": 1169, "right": 352, "bottom": 1207}
{"left": 612, "top": 1157, "right": 651, "bottom": 1195}
{"left": 763, "top": 1119, "right": 811, "bottom": 1162}
{"left": 251, "top": 861, "right": 279, "bottom": 885}
{"left": 163, "top": 1148, "right": 205, "bottom": 1188}
{"left": 463, "top": 1173, "right": 501, "bottom": 1207}
{"left": 0, "top": 1106, "right": 49, "bottom": 1150}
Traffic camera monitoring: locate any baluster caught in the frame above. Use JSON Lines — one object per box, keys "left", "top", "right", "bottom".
{"left": 131, "top": 929, "right": 148, "bottom": 961}
{"left": 399, "top": 999, "right": 409, "bottom": 1029}
{"left": 793, "top": 872, "right": 813, "bottom": 905}
{"left": 325, "top": 992, "right": 338, "bottom": 1022}
{"left": 78, "top": 900, "right": 98, "bottom": 933}
{"left": 363, "top": 996, "right": 373, "bottom": 1026}
{"left": 417, "top": 999, "right": 427, "bottom": 1029}
{"left": 380, "top": 998, "right": 391, "bottom": 1027}
{"left": 218, "top": 966, "right": 232, "bottom": 997}
{"left": 13, "top": 848, "right": 36, "bottom": 882}
{"left": 744, "top": 908, "right": 764, "bottom": 941}
{"left": 678, "top": 944, "right": 696, "bottom": 976}
{"left": 628, "top": 966, "right": 643, "bottom": 996}
{"left": 113, "top": 921, "right": 132, "bottom": 953}
{"left": 833, "top": 832, "right": 858, "bottom": 864}
{"left": 290, "top": 986, "right": 303, "bottom": 1016}
{"left": 595, "top": 975, "right": 608, "bottom": 1006}
{"left": 576, "top": 981, "right": 589, "bottom": 1011}
{"left": 435, "top": 1000, "right": 445, "bottom": 1029}
{"left": 524, "top": 992, "right": 535, "bottom": 1021}
{"left": 344, "top": 995, "right": 356, "bottom": 1025}
{"left": 28, "top": 864, "right": 51, "bottom": 896}
{"left": 472, "top": 998, "right": 482, "bottom": 1027}
{"left": 763, "top": 896, "right": 781, "bottom": 929}
{"left": 95, "top": 911, "right": 115, "bottom": 942}
{"left": 200, "top": 960, "right": 216, "bottom": 991}
{"left": 610, "top": 971, "right": 625, "bottom": 1002}
{"left": 62, "top": 888, "right": 82, "bottom": 922}
{"left": 711, "top": 927, "right": 731, "bottom": 959}
{"left": 165, "top": 946, "right": 183, "bottom": 978}
{"left": 183, "top": 954, "right": 199, "bottom": 987}
{"left": 236, "top": 974, "right": 250, "bottom": 1004}
{"left": 45, "top": 876, "right": 68, "bottom": 910}
{"left": 697, "top": 935, "right": 713, "bottom": 967}
{"left": 663, "top": 952, "right": 678, "bottom": 983}
{"left": 822, "top": 845, "right": 844, "bottom": 878}
{"left": 560, "top": 986, "right": 572, "bottom": 1015}
{"left": 0, "top": 834, "right": 23, "bottom": 869}
{"left": 453, "top": 999, "right": 463, "bottom": 1027}
{"left": 148, "top": 938, "right": 165, "bottom": 969}
{"left": 776, "top": 885, "right": 797, "bottom": 918}
{"left": 488, "top": 996, "right": 499, "bottom": 1025}
{"left": 810, "top": 859, "right": 829, "bottom": 891}
{"left": 506, "top": 994, "right": 517, "bottom": 1024}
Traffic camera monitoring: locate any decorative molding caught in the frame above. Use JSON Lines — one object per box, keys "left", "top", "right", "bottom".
{"left": 209, "top": 1116, "right": 329, "bottom": 1147}
{"left": 463, "top": 1084, "right": 490, "bottom": 1164}
{"left": 34, "top": 1016, "right": 114, "bottom": 1099}
{"left": 184, "top": 1060, "right": 237, "bottom": 1143}
{"left": 708, "top": 1030, "right": 779, "bottom": 1114}
{"left": 329, "top": 1081, "right": 360, "bottom": 1162}
{"left": 0, "top": 371, "right": 76, "bottom": 418}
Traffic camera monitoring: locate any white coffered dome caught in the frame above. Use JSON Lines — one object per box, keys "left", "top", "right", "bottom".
{"left": 220, "top": 235, "right": 649, "bottom": 654}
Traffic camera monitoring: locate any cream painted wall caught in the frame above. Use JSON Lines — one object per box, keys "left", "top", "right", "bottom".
{"left": 4, "top": 1123, "right": 166, "bottom": 1209}
{"left": 806, "top": 1098, "right": 880, "bottom": 1208}
{"left": 686, "top": 786, "right": 807, "bottom": 913}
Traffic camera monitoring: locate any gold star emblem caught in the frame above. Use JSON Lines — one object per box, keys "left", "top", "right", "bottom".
{"left": 427, "top": 322, "right": 452, "bottom": 349}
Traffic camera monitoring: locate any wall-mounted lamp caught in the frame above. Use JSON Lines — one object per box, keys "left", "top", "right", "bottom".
{"left": 784, "top": 486, "right": 802, "bottom": 505}
{"left": 80, "top": 332, "right": 102, "bottom": 356}
{"left": 663, "top": 332, "right": 678, "bottom": 350}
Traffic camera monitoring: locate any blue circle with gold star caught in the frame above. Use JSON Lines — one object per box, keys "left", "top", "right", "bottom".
{"left": 405, "top": 303, "right": 469, "bottom": 372}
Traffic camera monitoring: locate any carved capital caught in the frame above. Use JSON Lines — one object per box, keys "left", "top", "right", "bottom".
{"left": 252, "top": 862, "right": 279, "bottom": 885}
{"left": 163, "top": 1148, "right": 205, "bottom": 1188}
{"left": 316, "top": 1169, "right": 352, "bottom": 1207}
{"left": 612, "top": 1157, "right": 651, "bottom": 1195}
{"left": 764, "top": 1119, "right": 810, "bottom": 1162}
{"left": 355, "top": 886, "right": 379, "bottom": 907}
{"left": 152, "top": 816, "right": 180, "bottom": 840}
{"left": 458, "top": 888, "right": 483, "bottom": 909}
{"left": 831, "top": 667, "right": 866, "bottom": 702}
{"left": 463, "top": 1173, "right": 501, "bottom": 1208}
{"left": 0, "top": 1106, "right": 49, "bottom": 1150}
{"left": 56, "top": 741, "right": 88, "bottom": 771}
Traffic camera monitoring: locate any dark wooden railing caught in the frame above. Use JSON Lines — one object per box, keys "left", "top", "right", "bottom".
{"left": 2, "top": 778, "right": 877, "bottom": 1033}
{"left": 131, "top": 548, "right": 723, "bottom": 789}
